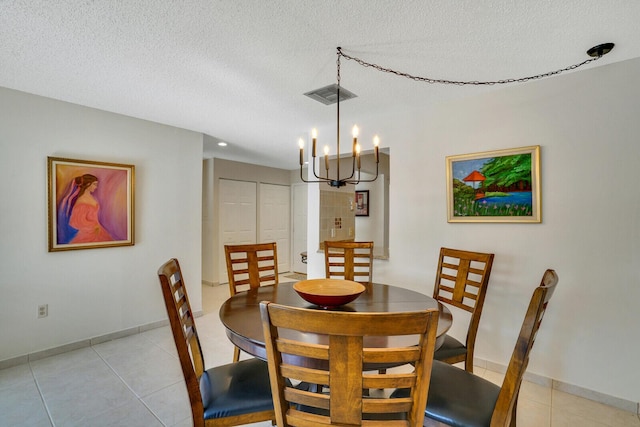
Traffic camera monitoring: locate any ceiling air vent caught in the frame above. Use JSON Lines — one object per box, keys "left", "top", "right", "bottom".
{"left": 304, "top": 84, "right": 357, "bottom": 105}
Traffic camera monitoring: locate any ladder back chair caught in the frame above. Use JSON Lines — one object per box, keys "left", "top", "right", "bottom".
{"left": 224, "top": 242, "right": 279, "bottom": 296}
{"left": 398, "top": 269, "right": 558, "bottom": 427}
{"left": 324, "top": 240, "right": 374, "bottom": 290}
{"left": 432, "top": 247, "right": 494, "bottom": 372}
{"left": 158, "top": 258, "right": 275, "bottom": 426}
{"left": 225, "top": 242, "right": 279, "bottom": 361}
{"left": 261, "top": 301, "right": 439, "bottom": 427}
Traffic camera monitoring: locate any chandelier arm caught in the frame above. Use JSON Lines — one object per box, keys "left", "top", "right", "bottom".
{"left": 336, "top": 47, "right": 604, "bottom": 86}
{"left": 310, "top": 156, "right": 326, "bottom": 180}
{"left": 351, "top": 163, "right": 379, "bottom": 184}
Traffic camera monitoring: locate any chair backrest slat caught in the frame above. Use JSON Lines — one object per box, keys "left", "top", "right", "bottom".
{"left": 261, "top": 302, "right": 438, "bottom": 426}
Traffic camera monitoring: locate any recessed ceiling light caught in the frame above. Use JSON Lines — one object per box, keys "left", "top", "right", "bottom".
{"left": 217, "top": 142, "right": 227, "bottom": 147}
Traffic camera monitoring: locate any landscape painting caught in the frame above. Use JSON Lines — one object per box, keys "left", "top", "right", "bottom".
{"left": 446, "top": 146, "right": 541, "bottom": 223}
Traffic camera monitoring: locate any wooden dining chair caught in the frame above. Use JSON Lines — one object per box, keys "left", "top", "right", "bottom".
{"left": 225, "top": 242, "right": 279, "bottom": 361}
{"left": 157, "top": 258, "right": 275, "bottom": 427}
{"left": 260, "top": 301, "right": 439, "bottom": 427}
{"left": 396, "top": 269, "right": 558, "bottom": 427}
{"left": 224, "top": 242, "right": 279, "bottom": 296}
{"left": 432, "top": 247, "right": 494, "bottom": 372}
{"left": 324, "top": 240, "right": 374, "bottom": 290}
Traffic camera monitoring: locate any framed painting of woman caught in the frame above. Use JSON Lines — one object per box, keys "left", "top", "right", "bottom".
{"left": 48, "top": 157, "right": 135, "bottom": 251}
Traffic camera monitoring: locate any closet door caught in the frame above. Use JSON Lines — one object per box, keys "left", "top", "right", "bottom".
{"left": 219, "top": 179, "right": 257, "bottom": 283}
{"left": 259, "top": 183, "right": 290, "bottom": 273}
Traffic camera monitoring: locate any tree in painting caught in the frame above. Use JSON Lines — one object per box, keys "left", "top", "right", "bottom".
{"left": 453, "top": 153, "right": 533, "bottom": 217}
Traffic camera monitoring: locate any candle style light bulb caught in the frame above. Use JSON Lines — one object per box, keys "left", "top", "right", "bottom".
{"left": 298, "top": 138, "right": 304, "bottom": 166}
{"left": 352, "top": 125, "right": 359, "bottom": 156}
{"left": 311, "top": 128, "right": 317, "bottom": 157}
{"left": 324, "top": 145, "right": 330, "bottom": 172}
{"left": 373, "top": 135, "right": 380, "bottom": 163}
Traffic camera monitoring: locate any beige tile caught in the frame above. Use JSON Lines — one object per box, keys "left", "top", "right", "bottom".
{"left": 139, "top": 325, "right": 178, "bottom": 357}
{"left": 552, "top": 389, "right": 640, "bottom": 427}
{"left": 480, "top": 368, "right": 505, "bottom": 386}
{"left": 520, "top": 379, "right": 552, "bottom": 406}
{"left": 551, "top": 408, "right": 610, "bottom": 427}
{"left": 91, "top": 333, "right": 145, "bottom": 358}
{"left": 74, "top": 400, "right": 163, "bottom": 427}
{"left": 0, "top": 380, "right": 52, "bottom": 427}
{"left": 143, "top": 381, "right": 191, "bottom": 426}
{"left": 516, "top": 397, "right": 551, "bottom": 427}
{"left": 99, "top": 344, "right": 184, "bottom": 398}
{"left": 35, "top": 358, "right": 136, "bottom": 426}
{"left": 173, "top": 416, "right": 194, "bottom": 427}
{"left": 0, "top": 362, "right": 33, "bottom": 389}
{"left": 29, "top": 346, "right": 100, "bottom": 376}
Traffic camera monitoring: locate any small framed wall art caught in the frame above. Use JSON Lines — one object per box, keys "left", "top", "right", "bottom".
{"left": 355, "top": 190, "right": 369, "bottom": 217}
{"left": 446, "top": 145, "right": 541, "bottom": 223}
{"left": 48, "top": 157, "right": 135, "bottom": 251}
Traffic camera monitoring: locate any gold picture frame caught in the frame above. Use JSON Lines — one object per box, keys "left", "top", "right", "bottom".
{"left": 48, "top": 157, "right": 135, "bottom": 251}
{"left": 446, "top": 146, "right": 541, "bottom": 223}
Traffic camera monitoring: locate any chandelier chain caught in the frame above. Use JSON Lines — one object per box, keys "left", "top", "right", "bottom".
{"left": 336, "top": 47, "right": 603, "bottom": 86}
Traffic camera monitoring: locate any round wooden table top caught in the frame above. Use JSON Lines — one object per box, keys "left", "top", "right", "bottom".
{"left": 219, "top": 282, "right": 453, "bottom": 362}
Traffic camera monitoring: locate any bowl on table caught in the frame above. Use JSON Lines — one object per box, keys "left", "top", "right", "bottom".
{"left": 293, "top": 278, "right": 366, "bottom": 309}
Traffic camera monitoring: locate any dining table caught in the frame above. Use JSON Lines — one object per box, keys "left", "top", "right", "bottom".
{"left": 219, "top": 281, "right": 452, "bottom": 368}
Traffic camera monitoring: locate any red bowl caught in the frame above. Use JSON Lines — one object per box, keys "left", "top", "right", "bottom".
{"left": 293, "top": 279, "right": 365, "bottom": 308}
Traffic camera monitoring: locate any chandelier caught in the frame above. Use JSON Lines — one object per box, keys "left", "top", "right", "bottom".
{"left": 299, "top": 47, "right": 379, "bottom": 188}
{"left": 298, "top": 43, "right": 614, "bottom": 188}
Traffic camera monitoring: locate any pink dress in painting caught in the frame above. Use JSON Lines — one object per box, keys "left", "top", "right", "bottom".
{"left": 69, "top": 202, "right": 113, "bottom": 243}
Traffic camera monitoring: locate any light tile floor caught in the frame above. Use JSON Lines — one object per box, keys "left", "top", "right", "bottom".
{"left": 1, "top": 277, "right": 639, "bottom": 426}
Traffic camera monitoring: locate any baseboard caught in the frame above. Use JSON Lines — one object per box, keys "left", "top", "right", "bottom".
{"left": 202, "top": 280, "right": 218, "bottom": 287}
{"left": 0, "top": 317, "right": 174, "bottom": 370}
{"left": 475, "top": 357, "right": 639, "bottom": 414}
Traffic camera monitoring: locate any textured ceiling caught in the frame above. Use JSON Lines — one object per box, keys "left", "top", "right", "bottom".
{"left": 2, "top": 1, "right": 639, "bottom": 169}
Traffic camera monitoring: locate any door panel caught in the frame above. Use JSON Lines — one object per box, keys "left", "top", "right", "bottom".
{"left": 259, "top": 183, "right": 290, "bottom": 274}
{"left": 219, "top": 179, "right": 257, "bottom": 283}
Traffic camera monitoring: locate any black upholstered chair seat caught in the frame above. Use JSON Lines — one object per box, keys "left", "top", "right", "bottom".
{"left": 395, "top": 270, "right": 559, "bottom": 427}
{"left": 392, "top": 360, "right": 500, "bottom": 427}
{"left": 433, "top": 334, "right": 466, "bottom": 361}
{"left": 200, "top": 358, "right": 274, "bottom": 420}
{"left": 425, "top": 360, "right": 500, "bottom": 427}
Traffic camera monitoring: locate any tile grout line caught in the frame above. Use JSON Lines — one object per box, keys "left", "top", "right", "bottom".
{"left": 91, "top": 344, "right": 169, "bottom": 426}
{"left": 28, "top": 360, "right": 55, "bottom": 427}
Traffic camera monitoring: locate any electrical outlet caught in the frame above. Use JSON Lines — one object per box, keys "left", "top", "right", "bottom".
{"left": 331, "top": 228, "right": 335, "bottom": 237}
{"left": 349, "top": 227, "right": 353, "bottom": 237}
{"left": 38, "top": 304, "right": 48, "bottom": 318}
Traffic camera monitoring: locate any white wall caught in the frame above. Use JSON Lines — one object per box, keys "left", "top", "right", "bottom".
{"left": 355, "top": 173, "right": 385, "bottom": 256}
{"left": 309, "top": 58, "right": 640, "bottom": 404}
{"left": 0, "top": 87, "right": 203, "bottom": 362}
